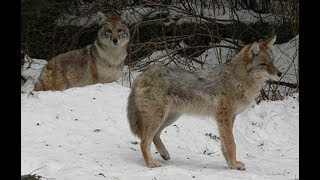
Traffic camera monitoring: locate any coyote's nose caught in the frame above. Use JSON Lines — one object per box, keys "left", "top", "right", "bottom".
{"left": 277, "top": 72, "right": 282, "bottom": 77}
{"left": 113, "top": 38, "right": 118, "bottom": 44}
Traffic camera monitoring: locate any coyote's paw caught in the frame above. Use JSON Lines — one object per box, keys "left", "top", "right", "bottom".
{"left": 147, "top": 161, "right": 161, "bottom": 168}
{"left": 229, "top": 161, "right": 246, "bottom": 170}
{"left": 160, "top": 154, "right": 170, "bottom": 160}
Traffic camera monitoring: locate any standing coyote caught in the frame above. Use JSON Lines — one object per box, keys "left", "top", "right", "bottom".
{"left": 127, "top": 35, "right": 281, "bottom": 170}
{"left": 33, "top": 11, "right": 130, "bottom": 91}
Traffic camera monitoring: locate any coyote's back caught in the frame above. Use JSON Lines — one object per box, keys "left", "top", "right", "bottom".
{"left": 127, "top": 35, "right": 282, "bottom": 170}
{"left": 33, "top": 11, "right": 130, "bottom": 91}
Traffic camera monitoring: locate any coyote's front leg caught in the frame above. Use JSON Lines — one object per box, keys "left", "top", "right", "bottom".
{"left": 217, "top": 116, "right": 245, "bottom": 170}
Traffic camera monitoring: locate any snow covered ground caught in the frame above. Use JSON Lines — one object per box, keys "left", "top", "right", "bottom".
{"left": 21, "top": 82, "right": 299, "bottom": 180}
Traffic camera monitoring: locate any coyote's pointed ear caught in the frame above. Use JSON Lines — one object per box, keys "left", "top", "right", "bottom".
{"left": 263, "top": 35, "right": 277, "bottom": 47}
{"left": 97, "top": 11, "right": 107, "bottom": 25}
{"left": 239, "top": 42, "right": 260, "bottom": 64}
{"left": 249, "top": 42, "right": 260, "bottom": 56}
{"left": 120, "top": 10, "right": 130, "bottom": 24}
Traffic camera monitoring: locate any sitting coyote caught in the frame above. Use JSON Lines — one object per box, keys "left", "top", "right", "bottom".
{"left": 127, "top": 36, "right": 281, "bottom": 170}
{"left": 33, "top": 11, "right": 130, "bottom": 91}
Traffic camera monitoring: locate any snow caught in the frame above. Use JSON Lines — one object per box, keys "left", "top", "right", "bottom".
{"left": 197, "top": 40, "right": 238, "bottom": 68}
{"left": 21, "top": 55, "right": 47, "bottom": 93}
{"left": 21, "top": 82, "right": 299, "bottom": 179}
{"left": 272, "top": 35, "right": 299, "bottom": 84}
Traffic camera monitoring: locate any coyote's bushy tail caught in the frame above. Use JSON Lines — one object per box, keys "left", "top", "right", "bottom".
{"left": 127, "top": 92, "right": 141, "bottom": 137}
{"left": 127, "top": 65, "right": 169, "bottom": 138}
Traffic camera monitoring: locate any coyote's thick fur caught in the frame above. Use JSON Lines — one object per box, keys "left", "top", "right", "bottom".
{"left": 33, "top": 11, "right": 130, "bottom": 91}
{"left": 127, "top": 36, "right": 281, "bottom": 170}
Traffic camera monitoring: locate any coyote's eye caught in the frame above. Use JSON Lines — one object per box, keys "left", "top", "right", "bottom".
{"left": 259, "top": 63, "right": 267, "bottom": 66}
{"left": 106, "top": 29, "right": 112, "bottom": 34}
{"left": 117, "top": 29, "right": 123, "bottom": 33}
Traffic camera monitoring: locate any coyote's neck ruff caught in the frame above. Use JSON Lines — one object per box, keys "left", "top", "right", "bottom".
{"left": 127, "top": 36, "right": 281, "bottom": 170}
{"left": 33, "top": 11, "right": 130, "bottom": 91}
